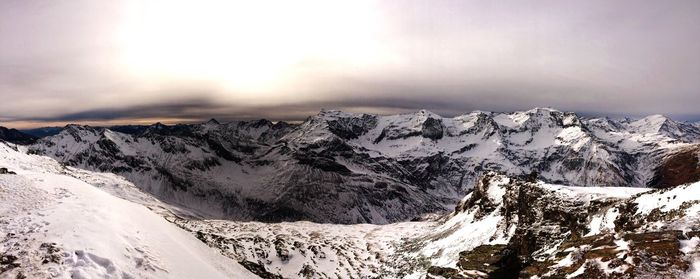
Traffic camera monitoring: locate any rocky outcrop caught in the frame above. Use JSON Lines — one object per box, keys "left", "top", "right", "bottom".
{"left": 648, "top": 145, "right": 700, "bottom": 188}
{"left": 326, "top": 113, "right": 377, "bottom": 140}
{"left": 421, "top": 117, "right": 444, "bottom": 140}
{"left": 429, "top": 173, "right": 700, "bottom": 278}
{"left": 162, "top": 171, "right": 700, "bottom": 278}
{"left": 0, "top": 167, "right": 16, "bottom": 175}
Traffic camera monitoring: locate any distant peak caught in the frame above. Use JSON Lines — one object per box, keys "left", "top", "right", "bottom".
{"left": 526, "top": 107, "right": 562, "bottom": 114}
{"left": 249, "top": 118, "right": 272, "bottom": 126}
{"left": 468, "top": 110, "right": 491, "bottom": 115}
{"left": 317, "top": 109, "right": 342, "bottom": 115}
{"left": 151, "top": 122, "right": 167, "bottom": 129}
{"left": 205, "top": 118, "right": 220, "bottom": 125}
{"left": 643, "top": 114, "right": 669, "bottom": 121}
{"left": 272, "top": 121, "right": 292, "bottom": 129}
{"left": 315, "top": 109, "right": 365, "bottom": 120}
{"left": 635, "top": 114, "right": 673, "bottom": 126}
{"left": 63, "top": 124, "right": 91, "bottom": 130}
{"left": 415, "top": 109, "right": 441, "bottom": 118}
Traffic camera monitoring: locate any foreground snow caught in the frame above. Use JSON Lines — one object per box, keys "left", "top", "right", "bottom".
{"left": 0, "top": 143, "right": 256, "bottom": 279}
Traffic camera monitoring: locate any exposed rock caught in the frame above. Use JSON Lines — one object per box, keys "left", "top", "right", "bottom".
{"left": 457, "top": 245, "right": 521, "bottom": 278}
{"left": 426, "top": 266, "right": 465, "bottom": 279}
{"left": 237, "top": 261, "right": 284, "bottom": 279}
{"left": 39, "top": 243, "right": 62, "bottom": 265}
{"left": 0, "top": 167, "right": 16, "bottom": 175}
{"left": 326, "top": 114, "right": 377, "bottom": 140}
{"left": 421, "top": 117, "right": 444, "bottom": 140}
{"left": 429, "top": 173, "right": 700, "bottom": 279}
{"left": 648, "top": 145, "right": 700, "bottom": 188}
{"left": 0, "top": 254, "right": 20, "bottom": 274}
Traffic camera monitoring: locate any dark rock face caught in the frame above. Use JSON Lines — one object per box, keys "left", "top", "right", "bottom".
{"left": 457, "top": 245, "right": 521, "bottom": 278}
{"left": 428, "top": 245, "right": 522, "bottom": 278}
{"left": 421, "top": 117, "right": 444, "bottom": 140}
{"left": 326, "top": 114, "right": 378, "bottom": 140}
{"left": 295, "top": 155, "right": 352, "bottom": 175}
{"left": 0, "top": 127, "right": 37, "bottom": 145}
{"left": 0, "top": 254, "right": 20, "bottom": 274}
{"left": 237, "top": 261, "right": 284, "bottom": 279}
{"left": 648, "top": 145, "right": 700, "bottom": 188}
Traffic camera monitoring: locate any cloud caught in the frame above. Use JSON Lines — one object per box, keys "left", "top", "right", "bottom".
{"left": 1, "top": 0, "right": 700, "bottom": 128}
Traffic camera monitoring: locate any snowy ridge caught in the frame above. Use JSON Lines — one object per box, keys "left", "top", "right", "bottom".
{"left": 26, "top": 108, "right": 700, "bottom": 224}
{"left": 0, "top": 142, "right": 257, "bottom": 279}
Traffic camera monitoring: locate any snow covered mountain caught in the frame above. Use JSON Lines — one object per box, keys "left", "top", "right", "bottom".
{"left": 170, "top": 172, "right": 700, "bottom": 278}
{"left": 2, "top": 140, "right": 700, "bottom": 278}
{"left": 26, "top": 108, "right": 700, "bottom": 224}
{"left": 0, "top": 142, "right": 257, "bottom": 279}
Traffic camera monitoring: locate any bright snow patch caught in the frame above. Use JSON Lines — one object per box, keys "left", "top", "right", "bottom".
{"left": 634, "top": 182, "right": 700, "bottom": 215}
{"left": 0, "top": 143, "right": 256, "bottom": 279}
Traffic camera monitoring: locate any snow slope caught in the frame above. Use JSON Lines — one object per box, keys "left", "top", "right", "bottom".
{"left": 0, "top": 143, "right": 257, "bottom": 279}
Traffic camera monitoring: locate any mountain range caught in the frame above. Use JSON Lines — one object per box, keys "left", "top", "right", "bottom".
{"left": 11, "top": 107, "right": 700, "bottom": 224}
{"left": 0, "top": 126, "right": 37, "bottom": 145}
{"left": 2, "top": 107, "right": 700, "bottom": 278}
{"left": 2, "top": 141, "right": 699, "bottom": 278}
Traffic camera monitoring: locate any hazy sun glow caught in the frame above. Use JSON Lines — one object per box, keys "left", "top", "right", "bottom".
{"left": 119, "top": 0, "right": 386, "bottom": 97}
{"left": 3, "top": 0, "right": 700, "bottom": 128}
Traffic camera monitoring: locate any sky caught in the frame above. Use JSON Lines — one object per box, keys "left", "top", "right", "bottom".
{"left": 1, "top": 0, "right": 700, "bottom": 128}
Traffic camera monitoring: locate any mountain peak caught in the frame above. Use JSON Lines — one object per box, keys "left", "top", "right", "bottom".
{"left": 629, "top": 114, "right": 673, "bottom": 133}
{"left": 315, "top": 109, "right": 367, "bottom": 120}
{"left": 525, "top": 107, "right": 562, "bottom": 114}
{"left": 62, "top": 124, "right": 100, "bottom": 133}
{"left": 642, "top": 114, "right": 670, "bottom": 122}
{"left": 246, "top": 119, "right": 273, "bottom": 128}
{"left": 63, "top": 124, "right": 87, "bottom": 130}
{"left": 417, "top": 109, "right": 437, "bottom": 115}
{"left": 205, "top": 118, "right": 220, "bottom": 125}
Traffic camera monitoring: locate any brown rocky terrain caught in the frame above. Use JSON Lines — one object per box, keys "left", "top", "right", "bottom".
{"left": 427, "top": 173, "right": 700, "bottom": 278}
{"left": 649, "top": 144, "right": 700, "bottom": 189}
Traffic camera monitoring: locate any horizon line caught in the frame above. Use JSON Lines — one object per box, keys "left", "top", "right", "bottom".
{"left": 3, "top": 107, "right": 700, "bottom": 130}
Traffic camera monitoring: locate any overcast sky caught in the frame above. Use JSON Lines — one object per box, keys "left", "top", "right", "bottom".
{"left": 1, "top": 0, "right": 699, "bottom": 128}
